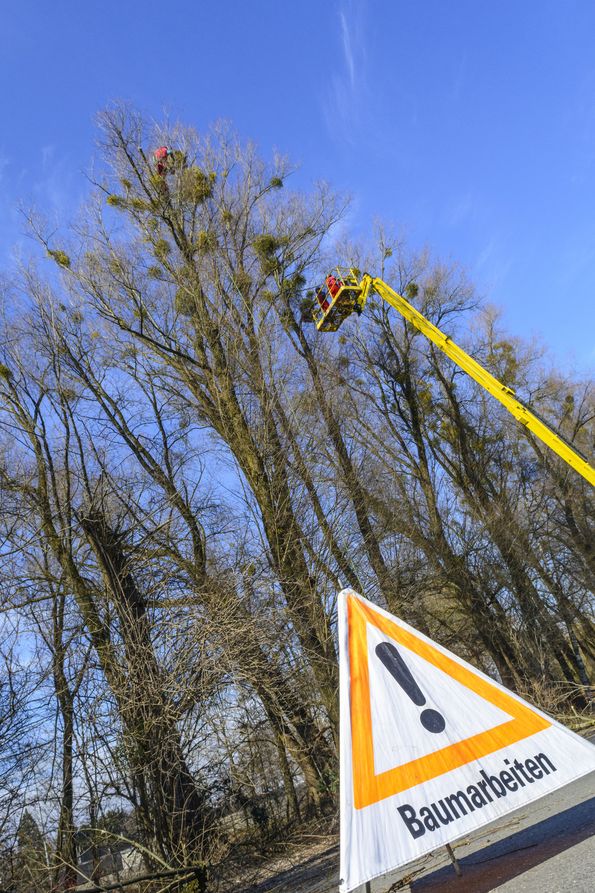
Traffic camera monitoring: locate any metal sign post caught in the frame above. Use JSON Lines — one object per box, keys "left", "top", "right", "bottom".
{"left": 445, "top": 843, "right": 462, "bottom": 877}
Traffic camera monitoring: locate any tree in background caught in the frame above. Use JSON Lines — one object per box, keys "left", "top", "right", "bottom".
{"left": 0, "top": 105, "right": 592, "bottom": 891}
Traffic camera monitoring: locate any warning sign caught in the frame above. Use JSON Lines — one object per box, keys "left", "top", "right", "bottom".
{"left": 339, "top": 589, "right": 595, "bottom": 893}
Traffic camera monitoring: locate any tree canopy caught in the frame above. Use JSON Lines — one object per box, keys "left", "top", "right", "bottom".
{"left": 0, "top": 106, "right": 592, "bottom": 892}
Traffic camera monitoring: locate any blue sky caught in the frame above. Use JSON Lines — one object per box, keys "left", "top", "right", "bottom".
{"left": 1, "top": 0, "right": 594, "bottom": 370}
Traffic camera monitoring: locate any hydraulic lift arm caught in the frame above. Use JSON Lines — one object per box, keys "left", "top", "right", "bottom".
{"left": 314, "top": 270, "right": 594, "bottom": 486}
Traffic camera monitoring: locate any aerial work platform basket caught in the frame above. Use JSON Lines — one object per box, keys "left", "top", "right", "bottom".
{"left": 311, "top": 268, "right": 365, "bottom": 332}
{"left": 307, "top": 265, "right": 595, "bottom": 486}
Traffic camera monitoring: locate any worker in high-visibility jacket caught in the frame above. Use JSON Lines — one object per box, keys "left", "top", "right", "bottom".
{"left": 325, "top": 274, "right": 342, "bottom": 298}
{"left": 154, "top": 146, "right": 171, "bottom": 176}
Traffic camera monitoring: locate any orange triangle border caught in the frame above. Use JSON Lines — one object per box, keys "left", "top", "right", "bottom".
{"left": 348, "top": 594, "right": 551, "bottom": 809}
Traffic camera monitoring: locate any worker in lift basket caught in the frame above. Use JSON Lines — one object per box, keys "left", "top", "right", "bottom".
{"left": 316, "top": 285, "right": 330, "bottom": 312}
{"left": 325, "top": 274, "right": 342, "bottom": 298}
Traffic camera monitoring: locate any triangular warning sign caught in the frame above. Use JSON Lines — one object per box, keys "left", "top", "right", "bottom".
{"left": 339, "top": 589, "right": 595, "bottom": 893}
{"left": 348, "top": 590, "right": 551, "bottom": 808}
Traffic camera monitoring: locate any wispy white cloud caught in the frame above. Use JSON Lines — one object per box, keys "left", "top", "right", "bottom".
{"left": 0, "top": 144, "right": 80, "bottom": 267}
{"left": 323, "top": 0, "right": 368, "bottom": 141}
{"left": 475, "top": 237, "right": 497, "bottom": 271}
{"left": 320, "top": 197, "right": 360, "bottom": 255}
{"left": 473, "top": 236, "right": 514, "bottom": 292}
{"left": 340, "top": 9, "right": 356, "bottom": 90}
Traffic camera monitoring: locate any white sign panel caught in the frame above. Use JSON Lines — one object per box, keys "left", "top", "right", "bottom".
{"left": 339, "top": 589, "right": 595, "bottom": 892}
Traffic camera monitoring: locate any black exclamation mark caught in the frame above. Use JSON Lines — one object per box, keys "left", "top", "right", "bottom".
{"left": 375, "top": 641, "right": 446, "bottom": 733}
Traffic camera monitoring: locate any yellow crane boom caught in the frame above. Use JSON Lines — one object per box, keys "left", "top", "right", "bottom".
{"left": 311, "top": 269, "right": 594, "bottom": 486}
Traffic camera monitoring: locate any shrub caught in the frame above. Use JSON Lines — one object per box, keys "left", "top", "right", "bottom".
{"left": 106, "top": 194, "right": 127, "bottom": 208}
{"left": 181, "top": 167, "right": 215, "bottom": 204}
{"left": 47, "top": 249, "right": 71, "bottom": 268}
{"left": 253, "top": 234, "right": 280, "bottom": 256}
{"left": 175, "top": 288, "right": 198, "bottom": 316}
{"left": 253, "top": 234, "right": 282, "bottom": 275}
{"left": 129, "top": 197, "right": 152, "bottom": 212}
{"left": 234, "top": 271, "right": 252, "bottom": 295}
{"left": 195, "top": 230, "right": 218, "bottom": 253}
{"left": 405, "top": 282, "right": 419, "bottom": 301}
{"left": 154, "top": 239, "right": 171, "bottom": 261}
{"left": 149, "top": 173, "right": 169, "bottom": 193}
